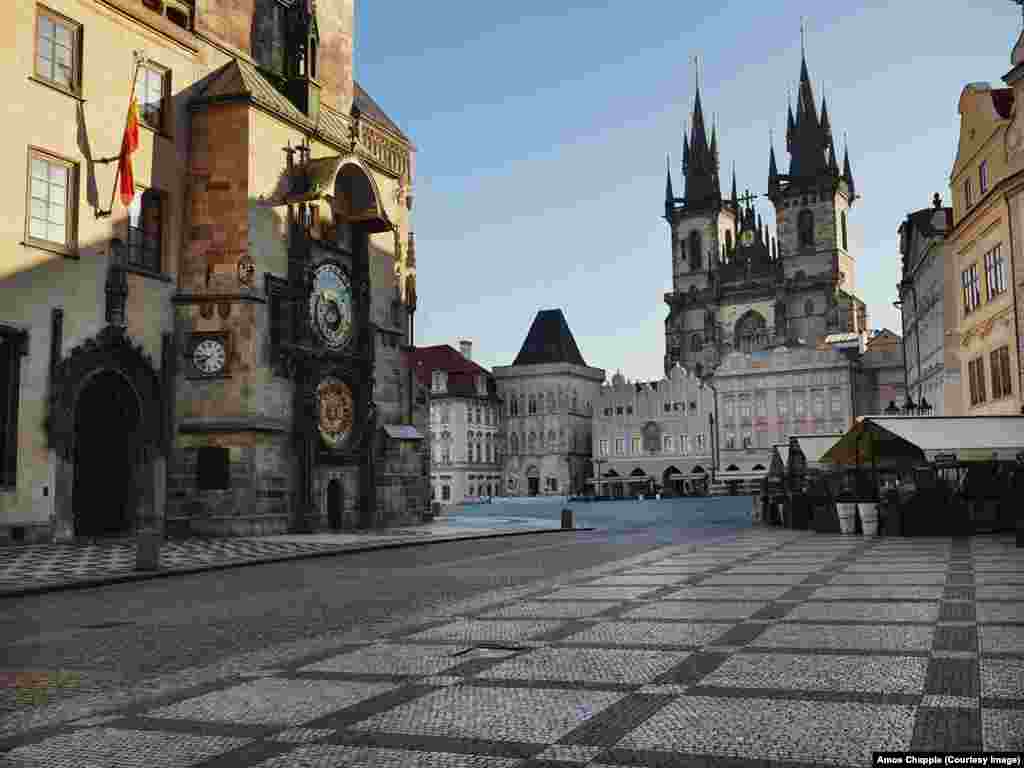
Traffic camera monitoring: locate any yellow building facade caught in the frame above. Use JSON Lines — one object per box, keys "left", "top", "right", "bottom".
{"left": 949, "top": 73, "right": 1021, "bottom": 416}
{"left": 0, "top": 0, "right": 427, "bottom": 543}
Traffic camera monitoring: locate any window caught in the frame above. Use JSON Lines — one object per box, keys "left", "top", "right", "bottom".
{"left": 631, "top": 436, "right": 641, "bottom": 454}
{"left": 991, "top": 346, "right": 1013, "bottom": 400}
{"left": 964, "top": 177, "right": 974, "bottom": 209}
{"left": 725, "top": 433, "right": 736, "bottom": 450}
{"left": 688, "top": 231, "right": 702, "bottom": 270}
{"left": 528, "top": 396, "right": 536, "bottom": 415}
{"left": 599, "top": 439, "right": 609, "bottom": 456}
{"left": 695, "top": 433, "right": 705, "bottom": 452}
{"left": 777, "top": 392, "right": 790, "bottom": 420}
{"left": 663, "top": 403, "right": 671, "bottom": 413}
{"left": 475, "top": 443, "right": 482, "bottom": 463}
{"left": 134, "top": 63, "right": 168, "bottom": 132}
{"left": 739, "top": 400, "right": 752, "bottom": 423}
{"left": 979, "top": 161, "right": 988, "bottom": 195}
{"left": 626, "top": 405, "right": 633, "bottom": 415}
{"left": 984, "top": 244, "right": 1006, "bottom": 300}
{"left": 840, "top": 211, "right": 848, "bottom": 250}
{"left": 968, "top": 357, "right": 987, "bottom": 407}
{"left": 615, "top": 406, "right": 623, "bottom": 415}
{"left": 253, "top": 0, "right": 287, "bottom": 75}
{"left": 691, "top": 334, "right": 702, "bottom": 352}
{"left": 681, "top": 435, "right": 690, "bottom": 455}
{"left": 812, "top": 390, "right": 825, "bottom": 417}
{"left": 830, "top": 389, "right": 842, "bottom": 414}
{"left": 26, "top": 149, "right": 77, "bottom": 253}
{"left": 0, "top": 328, "right": 27, "bottom": 489}
{"left": 962, "top": 264, "right": 981, "bottom": 315}
{"left": 742, "top": 433, "right": 752, "bottom": 449}
{"left": 197, "top": 446, "right": 230, "bottom": 490}
{"left": 662, "top": 435, "right": 673, "bottom": 452}
{"left": 804, "top": 299, "right": 814, "bottom": 316}
{"left": 127, "top": 189, "right": 163, "bottom": 272}
{"left": 614, "top": 438, "right": 624, "bottom": 455}
{"left": 35, "top": 8, "right": 80, "bottom": 93}
{"left": 798, "top": 209, "right": 814, "bottom": 247}
{"left": 442, "top": 485, "right": 451, "bottom": 501}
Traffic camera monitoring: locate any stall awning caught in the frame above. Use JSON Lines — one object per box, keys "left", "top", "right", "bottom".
{"left": 792, "top": 434, "right": 845, "bottom": 469}
{"left": 822, "top": 416, "right": 1024, "bottom": 466}
{"left": 718, "top": 470, "right": 769, "bottom": 481}
{"left": 773, "top": 444, "right": 790, "bottom": 468}
{"left": 383, "top": 425, "right": 424, "bottom": 440}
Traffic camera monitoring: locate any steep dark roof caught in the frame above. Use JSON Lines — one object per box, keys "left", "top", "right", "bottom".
{"left": 513, "top": 310, "right": 588, "bottom": 367}
{"left": 991, "top": 88, "right": 1015, "bottom": 120}
{"left": 407, "top": 345, "right": 497, "bottom": 398}
{"left": 354, "top": 82, "right": 410, "bottom": 143}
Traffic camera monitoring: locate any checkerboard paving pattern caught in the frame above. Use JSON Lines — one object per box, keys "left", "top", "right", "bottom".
{"left": 2, "top": 530, "right": 1023, "bottom": 768}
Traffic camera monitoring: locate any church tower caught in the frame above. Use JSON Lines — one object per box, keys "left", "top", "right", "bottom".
{"left": 663, "top": 74, "right": 738, "bottom": 375}
{"left": 767, "top": 48, "right": 858, "bottom": 299}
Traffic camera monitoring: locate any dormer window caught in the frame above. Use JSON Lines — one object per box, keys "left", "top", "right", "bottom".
{"left": 431, "top": 370, "right": 446, "bottom": 393}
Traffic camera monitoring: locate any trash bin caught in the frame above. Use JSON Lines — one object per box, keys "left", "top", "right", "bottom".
{"left": 135, "top": 529, "right": 161, "bottom": 571}
{"left": 561, "top": 508, "right": 575, "bottom": 529}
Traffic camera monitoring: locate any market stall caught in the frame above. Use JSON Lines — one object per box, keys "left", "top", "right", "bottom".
{"left": 822, "top": 416, "right": 1024, "bottom": 536}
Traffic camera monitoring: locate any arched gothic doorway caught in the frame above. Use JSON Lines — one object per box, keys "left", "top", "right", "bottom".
{"left": 73, "top": 370, "right": 142, "bottom": 537}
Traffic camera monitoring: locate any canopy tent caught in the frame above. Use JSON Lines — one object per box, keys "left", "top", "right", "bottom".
{"left": 822, "top": 416, "right": 1024, "bottom": 466}
{"left": 791, "top": 433, "right": 845, "bottom": 471}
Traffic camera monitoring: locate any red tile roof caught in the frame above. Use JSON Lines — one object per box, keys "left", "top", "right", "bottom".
{"left": 406, "top": 345, "right": 491, "bottom": 388}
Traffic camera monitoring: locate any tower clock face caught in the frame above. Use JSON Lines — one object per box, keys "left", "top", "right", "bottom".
{"left": 309, "top": 264, "right": 354, "bottom": 349}
{"left": 192, "top": 338, "right": 226, "bottom": 375}
{"left": 317, "top": 377, "right": 354, "bottom": 448}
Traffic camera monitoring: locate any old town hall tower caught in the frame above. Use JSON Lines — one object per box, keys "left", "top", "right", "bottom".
{"left": 664, "top": 49, "right": 867, "bottom": 378}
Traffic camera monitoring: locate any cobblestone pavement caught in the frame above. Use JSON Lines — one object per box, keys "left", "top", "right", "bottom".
{"left": 0, "top": 524, "right": 562, "bottom": 597}
{"left": 0, "top": 529, "right": 1022, "bottom": 766}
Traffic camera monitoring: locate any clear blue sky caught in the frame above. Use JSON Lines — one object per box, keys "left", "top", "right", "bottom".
{"left": 356, "top": 2, "right": 1022, "bottom": 382}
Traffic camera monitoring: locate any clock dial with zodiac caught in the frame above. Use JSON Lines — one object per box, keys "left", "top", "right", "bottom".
{"left": 309, "top": 264, "right": 354, "bottom": 349}
{"left": 191, "top": 337, "right": 227, "bottom": 375}
{"left": 317, "top": 377, "right": 354, "bottom": 449}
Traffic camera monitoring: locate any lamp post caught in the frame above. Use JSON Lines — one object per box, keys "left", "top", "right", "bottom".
{"left": 699, "top": 376, "right": 720, "bottom": 484}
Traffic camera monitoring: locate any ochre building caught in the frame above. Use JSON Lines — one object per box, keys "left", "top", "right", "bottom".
{"left": 0, "top": 0, "right": 428, "bottom": 543}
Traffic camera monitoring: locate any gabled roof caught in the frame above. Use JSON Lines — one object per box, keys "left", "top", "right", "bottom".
{"left": 354, "top": 82, "right": 410, "bottom": 143}
{"left": 407, "top": 345, "right": 496, "bottom": 398}
{"left": 513, "top": 310, "right": 588, "bottom": 367}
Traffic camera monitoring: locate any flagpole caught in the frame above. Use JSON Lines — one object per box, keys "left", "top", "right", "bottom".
{"left": 97, "top": 51, "right": 146, "bottom": 218}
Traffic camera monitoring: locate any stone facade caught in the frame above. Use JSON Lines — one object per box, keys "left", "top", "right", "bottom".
{"left": 0, "top": 0, "right": 427, "bottom": 543}
{"left": 897, "top": 200, "right": 957, "bottom": 415}
{"left": 1003, "top": 30, "right": 1024, "bottom": 417}
{"left": 949, "top": 79, "right": 1022, "bottom": 416}
{"left": 591, "top": 365, "right": 715, "bottom": 496}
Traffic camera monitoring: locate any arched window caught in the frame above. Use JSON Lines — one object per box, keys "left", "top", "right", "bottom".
{"left": 798, "top": 209, "right": 814, "bottom": 247}
{"left": 734, "top": 311, "right": 767, "bottom": 354}
{"left": 840, "top": 211, "right": 848, "bottom": 250}
{"left": 805, "top": 299, "right": 814, "bottom": 316}
{"left": 688, "top": 231, "right": 702, "bottom": 270}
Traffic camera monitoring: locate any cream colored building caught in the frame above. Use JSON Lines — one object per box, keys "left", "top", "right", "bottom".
{"left": 591, "top": 365, "right": 715, "bottom": 496}
{"left": 412, "top": 341, "right": 503, "bottom": 507}
{"left": 0, "top": 0, "right": 427, "bottom": 543}
{"left": 1003, "top": 28, "right": 1024, "bottom": 406}
{"left": 495, "top": 310, "right": 604, "bottom": 497}
{"left": 949, "top": 78, "right": 1021, "bottom": 416}
{"left": 897, "top": 196, "right": 957, "bottom": 415}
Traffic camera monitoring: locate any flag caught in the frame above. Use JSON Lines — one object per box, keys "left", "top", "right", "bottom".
{"left": 118, "top": 96, "right": 140, "bottom": 207}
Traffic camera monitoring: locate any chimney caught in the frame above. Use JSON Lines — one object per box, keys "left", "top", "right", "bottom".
{"left": 458, "top": 340, "right": 472, "bottom": 360}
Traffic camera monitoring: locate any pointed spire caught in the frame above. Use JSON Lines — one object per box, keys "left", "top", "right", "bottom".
{"left": 820, "top": 95, "right": 832, "bottom": 137}
{"left": 665, "top": 154, "right": 674, "bottom": 214}
{"left": 682, "top": 123, "right": 690, "bottom": 174}
{"left": 842, "top": 133, "right": 856, "bottom": 200}
{"left": 682, "top": 58, "right": 721, "bottom": 206}
{"left": 710, "top": 118, "right": 718, "bottom": 166}
{"left": 731, "top": 162, "right": 738, "bottom": 208}
{"left": 786, "top": 93, "right": 795, "bottom": 152}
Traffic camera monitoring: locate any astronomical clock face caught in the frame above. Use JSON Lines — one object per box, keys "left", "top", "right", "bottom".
{"left": 191, "top": 337, "right": 226, "bottom": 375}
{"left": 309, "top": 264, "right": 354, "bottom": 350}
{"left": 317, "top": 377, "right": 354, "bottom": 449}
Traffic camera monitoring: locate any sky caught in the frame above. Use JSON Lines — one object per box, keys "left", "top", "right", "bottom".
{"left": 355, "top": 1, "right": 1023, "bottom": 382}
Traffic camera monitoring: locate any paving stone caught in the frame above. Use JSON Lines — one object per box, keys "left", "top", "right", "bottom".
{"left": 298, "top": 644, "right": 466, "bottom": 677}
{"left": 701, "top": 652, "right": 928, "bottom": 694}
{"left": 559, "top": 621, "right": 732, "bottom": 648}
{"left": 977, "top": 585, "right": 1024, "bottom": 600}
{"left": 977, "top": 602, "right": 1024, "bottom": 623}
{"left": 623, "top": 602, "right": 767, "bottom": 621}
{"left": 932, "top": 626, "right": 978, "bottom": 653}
{"left": 558, "top": 693, "right": 675, "bottom": 748}
{"left": 925, "top": 657, "right": 979, "bottom": 698}
{"left": 406, "top": 620, "right": 565, "bottom": 644}
{"left": 979, "top": 625, "right": 1024, "bottom": 655}
{"left": 267, "top": 727, "right": 336, "bottom": 743}
{"left": 981, "top": 658, "right": 1024, "bottom": 699}
{"left": 248, "top": 745, "right": 526, "bottom": 768}
{"left": 146, "top": 678, "right": 396, "bottom": 726}
{"left": 531, "top": 744, "right": 605, "bottom": 762}
{"left": 707, "top": 623, "right": 769, "bottom": 647}
{"left": 417, "top": 676, "right": 463, "bottom": 687}
{"left": 0, "top": 727, "right": 252, "bottom": 767}
{"left": 582, "top": 575, "right": 690, "bottom": 587}
{"left": 662, "top": 586, "right": 790, "bottom": 601}
{"left": 613, "top": 696, "right": 915, "bottom": 766}
{"left": 811, "top": 585, "right": 945, "bottom": 600}
{"left": 920, "top": 695, "right": 979, "bottom": 708}
{"left": 534, "top": 587, "right": 660, "bottom": 601}
{"left": 910, "top": 707, "right": 982, "bottom": 751}
{"left": 477, "top": 647, "right": 689, "bottom": 686}
{"left": 651, "top": 652, "right": 731, "bottom": 686}
{"left": 476, "top": 602, "right": 621, "bottom": 619}
{"left": 786, "top": 601, "right": 940, "bottom": 623}
{"left": 753, "top": 623, "right": 934, "bottom": 653}
{"left": 982, "top": 707, "right": 1024, "bottom": 751}
{"left": 348, "top": 686, "right": 625, "bottom": 743}
{"left": 696, "top": 574, "right": 810, "bottom": 586}
{"left": 830, "top": 573, "right": 948, "bottom": 585}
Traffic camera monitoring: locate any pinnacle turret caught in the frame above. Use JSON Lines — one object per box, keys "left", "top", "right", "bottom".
{"left": 843, "top": 142, "right": 856, "bottom": 200}
{"left": 665, "top": 154, "right": 674, "bottom": 219}
{"left": 682, "top": 80, "right": 721, "bottom": 206}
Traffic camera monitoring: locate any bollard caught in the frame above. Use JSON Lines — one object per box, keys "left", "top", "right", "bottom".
{"left": 561, "top": 508, "right": 574, "bottom": 530}
{"left": 135, "top": 528, "right": 161, "bottom": 571}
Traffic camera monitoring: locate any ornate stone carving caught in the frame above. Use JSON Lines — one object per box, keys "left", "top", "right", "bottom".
{"left": 317, "top": 376, "right": 354, "bottom": 449}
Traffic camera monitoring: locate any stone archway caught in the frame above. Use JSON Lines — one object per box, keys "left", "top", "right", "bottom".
{"left": 327, "top": 478, "right": 344, "bottom": 530}
{"left": 48, "top": 326, "right": 164, "bottom": 541}
{"left": 74, "top": 370, "right": 141, "bottom": 537}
